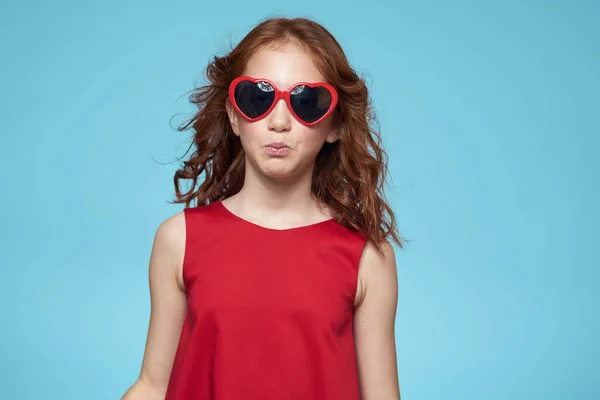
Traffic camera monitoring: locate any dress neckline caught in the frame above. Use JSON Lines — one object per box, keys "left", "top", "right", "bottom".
{"left": 216, "top": 200, "right": 336, "bottom": 232}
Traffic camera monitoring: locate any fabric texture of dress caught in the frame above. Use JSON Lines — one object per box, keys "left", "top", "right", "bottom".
{"left": 164, "top": 200, "right": 368, "bottom": 399}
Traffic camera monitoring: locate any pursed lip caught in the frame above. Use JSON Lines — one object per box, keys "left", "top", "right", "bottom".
{"left": 265, "top": 142, "right": 290, "bottom": 149}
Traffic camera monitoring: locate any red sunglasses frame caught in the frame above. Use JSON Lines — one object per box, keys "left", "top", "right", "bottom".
{"left": 228, "top": 76, "right": 339, "bottom": 127}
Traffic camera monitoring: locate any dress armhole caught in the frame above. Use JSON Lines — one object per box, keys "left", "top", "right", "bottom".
{"left": 353, "top": 234, "right": 369, "bottom": 308}
{"left": 181, "top": 208, "right": 192, "bottom": 292}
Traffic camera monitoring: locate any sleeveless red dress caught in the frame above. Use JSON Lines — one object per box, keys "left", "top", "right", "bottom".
{"left": 164, "top": 200, "right": 367, "bottom": 399}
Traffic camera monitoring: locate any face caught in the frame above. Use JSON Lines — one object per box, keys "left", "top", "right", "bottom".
{"left": 225, "top": 43, "right": 339, "bottom": 180}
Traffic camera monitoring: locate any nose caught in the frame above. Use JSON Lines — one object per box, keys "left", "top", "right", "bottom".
{"left": 267, "top": 99, "right": 292, "bottom": 133}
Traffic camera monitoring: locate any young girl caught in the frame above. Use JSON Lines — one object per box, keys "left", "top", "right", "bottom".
{"left": 122, "top": 16, "right": 404, "bottom": 400}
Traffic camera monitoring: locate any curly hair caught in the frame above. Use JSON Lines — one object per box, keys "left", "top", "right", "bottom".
{"left": 170, "top": 16, "right": 406, "bottom": 253}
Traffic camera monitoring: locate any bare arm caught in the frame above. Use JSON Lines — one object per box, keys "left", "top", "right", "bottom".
{"left": 354, "top": 240, "right": 401, "bottom": 400}
{"left": 122, "top": 212, "right": 187, "bottom": 400}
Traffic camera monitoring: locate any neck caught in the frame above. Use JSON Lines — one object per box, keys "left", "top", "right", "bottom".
{"left": 227, "top": 157, "right": 329, "bottom": 223}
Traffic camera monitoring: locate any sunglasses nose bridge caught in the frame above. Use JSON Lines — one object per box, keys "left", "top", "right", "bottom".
{"left": 267, "top": 98, "right": 293, "bottom": 131}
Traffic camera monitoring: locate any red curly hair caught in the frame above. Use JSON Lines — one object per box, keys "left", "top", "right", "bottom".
{"left": 170, "top": 17, "right": 405, "bottom": 254}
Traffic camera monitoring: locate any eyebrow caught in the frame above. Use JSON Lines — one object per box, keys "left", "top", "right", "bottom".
{"left": 244, "top": 76, "right": 327, "bottom": 89}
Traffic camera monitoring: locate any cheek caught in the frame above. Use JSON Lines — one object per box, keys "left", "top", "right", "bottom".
{"left": 300, "top": 127, "right": 331, "bottom": 152}
{"left": 237, "top": 121, "right": 266, "bottom": 145}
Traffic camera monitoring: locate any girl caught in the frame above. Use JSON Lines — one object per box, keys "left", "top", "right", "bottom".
{"left": 122, "top": 16, "right": 404, "bottom": 400}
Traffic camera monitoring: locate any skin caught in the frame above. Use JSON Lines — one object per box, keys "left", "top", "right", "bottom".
{"left": 121, "top": 43, "right": 400, "bottom": 400}
{"left": 224, "top": 43, "right": 340, "bottom": 227}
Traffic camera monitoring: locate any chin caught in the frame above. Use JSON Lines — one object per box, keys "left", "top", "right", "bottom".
{"left": 246, "top": 151, "right": 306, "bottom": 180}
{"left": 261, "top": 164, "right": 296, "bottom": 179}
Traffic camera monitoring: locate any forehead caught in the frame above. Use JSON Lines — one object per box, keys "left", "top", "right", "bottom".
{"left": 242, "top": 43, "right": 326, "bottom": 89}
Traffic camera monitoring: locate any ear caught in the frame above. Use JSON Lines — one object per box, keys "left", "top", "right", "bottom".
{"left": 324, "top": 129, "right": 340, "bottom": 144}
{"left": 225, "top": 97, "right": 240, "bottom": 136}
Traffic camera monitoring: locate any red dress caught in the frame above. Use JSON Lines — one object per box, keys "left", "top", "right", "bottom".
{"left": 164, "top": 200, "right": 367, "bottom": 399}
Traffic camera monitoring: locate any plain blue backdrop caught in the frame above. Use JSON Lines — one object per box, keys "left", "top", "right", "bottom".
{"left": 1, "top": 0, "right": 598, "bottom": 399}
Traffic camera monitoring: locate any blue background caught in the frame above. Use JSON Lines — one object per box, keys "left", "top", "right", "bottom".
{"left": 1, "top": 0, "right": 598, "bottom": 399}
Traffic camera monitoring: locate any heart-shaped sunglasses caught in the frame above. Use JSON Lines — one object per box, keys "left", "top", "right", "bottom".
{"left": 228, "top": 76, "right": 338, "bottom": 127}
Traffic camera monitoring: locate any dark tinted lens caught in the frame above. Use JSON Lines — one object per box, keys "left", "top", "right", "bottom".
{"left": 233, "top": 80, "right": 275, "bottom": 119}
{"left": 290, "top": 85, "right": 332, "bottom": 123}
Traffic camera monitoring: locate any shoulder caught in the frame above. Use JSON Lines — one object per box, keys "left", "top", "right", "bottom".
{"left": 355, "top": 240, "right": 398, "bottom": 307}
{"left": 152, "top": 211, "right": 187, "bottom": 290}
{"left": 154, "top": 211, "right": 186, "bottom": 246}
{"left": 358, "top": 239, "right": 396, "bottom": 271}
